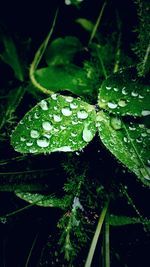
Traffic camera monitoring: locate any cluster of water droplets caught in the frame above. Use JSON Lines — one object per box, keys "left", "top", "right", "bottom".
{"left": 13, "top": 94, "right": 97, "bottom": 153}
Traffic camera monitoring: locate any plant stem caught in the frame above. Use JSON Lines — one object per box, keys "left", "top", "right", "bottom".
{"left": 96, "top": 46, "right": 108, "bottom": 79}
{"left": 29, "top": 9, "right": 59, "bottom": 95}
{"left": 88, "top": 1, "right": 107, "bottom": 45}
{"left": 25, "top": 233, "right": 39, "bottom": 267}
{"left": 103, "top": 210, "right": 110, "bottom": 267}
{"left": 84, "top": 200, "right": 109, "bottom": 267}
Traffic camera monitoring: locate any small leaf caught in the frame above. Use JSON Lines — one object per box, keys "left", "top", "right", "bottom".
{"left": 96, "top": 111, "right": 150, "bottom": 185}
{"left": 16, "top": 191, "right": 65, "bottom": 208}
{"left": 98, "top": 68, "right": 150, "bottom": 116}
{"left": 0, "top": 34, "right": 24, "bottom": 81}
{"left": 76, "top": 18, "right": 94, "bottom": 32}
{"left": 45, "top": 36, "right": 82, "bottom": 66}
{"left": 11, "top": 94, "right": 96, "bottom": 154}
{"left": 35, "top": 65, "right": 93, "bottom": 96}
{"left": 109, "top": 215, "right": 150, "bottom": 226}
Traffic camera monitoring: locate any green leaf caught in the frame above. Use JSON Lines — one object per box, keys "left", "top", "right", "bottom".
{"left": 98, "top": 68, "right": 150, "bottom": 116}
{"left": 35, "top": 65, "right": 93, "bottom": 96}
{"left": 0, "top": 34, "right": 24, "bottom": 81}
{"left": 109, "top": 215, "right": 150, "bottom": 226}
{"left": 11, "top": 94, "right": 97, "bottom": 154}
{"left": 16, "top": 192, "right": 65, "bottom": 208}
{"left": 96, "top": 111, "right": 150, "bottom": 185}
{"left": 76, "top": 18, "right": 94, "bottom": 32}
{"left": 45, "top": 36, "right": 82, "bottom": 66}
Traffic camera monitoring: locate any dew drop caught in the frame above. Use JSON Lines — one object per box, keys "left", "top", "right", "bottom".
{"left": 141, "top": 132, "right": 147, "bottom": 137}
{"left": 26, "top": 141, "right": 33, "bottom": 147}
{"left": 20, "top": 137, "right": 26, "bottom": 142}
{"left": 51, "top": 94, "right": 57, "bottom": 100}
{"left": 82, "top": 124, "right": 93, "bottom": 142}
{"left": 53, "top": 146, "right": 72, "bottom": 152}
{"left": 30, "top": 130, "right": 40, "bottom": 138}
{"left": 107, "top": 102, "right": 118, "bottom": 109}
{"left": 0, "top": 217, "right": 7, "bottom": 224}
{"left": 29, "top": 147, "right": 38, "bottom": 153}
{"left": 37, "top": 138, "right": 50, "bottom": 147}
{"left": 77, "top": 110, "right": 88, "bottom": 119}
{"left": 106, "top": 86, "right": 111, "bottom": 90}
{"left": 114, "top": 87, "right": 119, "bottom": 92}
{"left": 71, "top": 132, "right": 77, "bottom": 137}
{"left": 61, "top": 107, "right": 72, "bottom": 116}
{"left": 39, "top": 100, "right": 49, "bottom": 110}
{"left": 122, "top": 87, "right": 128, "bottom": 95}
{"left": 70, "top": 102, "right": 78, "bottom": 109}
{"left": 131, "top": 91, "right": 138, "bottom": 97}
{"left": 129, "top": 126, "right": 136, "bottom": 131}
{"left": 118, "top": 100, "right": 127, "bottom": 107}
{"left": 146, "top": 129, "right": 150, "bottom": 134}
{"left": 123, "top": 137, "right": 128, "bottom": 143}
{"left": 139, "top": 95, "right": 144, "bottom": 99}
{"left": 141, "top": 110, "right": 150, "bottom": 116}
{"left": 110, "top": 117, "right": 122, "bottom": 130}
{"left": 136, "top": 137, "right": 142, "bottom": 143}
{"left": 34, "top": 112, "right": 40, "bottom": 119}
{"left": 53, "top": 114, "right": 62, "bottom": 122}
{"left": 140, "top": 166, "right": 150, "bottom": 180}
{"left": 65, "top": 96, "right": 73, "bottom": 102}
{"left": 60, "top": 125, "right": 66, "bottom": 130}
{"left": 42, "top": 121, "right": 53, "bottom": 131}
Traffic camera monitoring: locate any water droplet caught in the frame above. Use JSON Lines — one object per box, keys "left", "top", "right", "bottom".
{"left": 146, "top": 129, "right": 150, "bottom": 134}
{"left": 140, "top": 166, "right": 150, "bottom": 180}
{"left": 122, "top": 87, "right": 128, "bottom": 95}
{"left": 26, "top": 141, "right": 33, "bottom": 147}
{"left": 114, "top": 87, "right": 119, "bottom": 91}
{"left": 110, "top": 117, "right": 122, "bottom": 130}
{"left": 129, "top": 126, "right": 136, "bottom": 131}
{"left": 42, "top": 121, "right": 53, "bottom": 131}
{"left": 53, "top": 114, "right": 62, "bottom": 122}
{"left": 29, "top": 147, "right": 37, "bottom": 153}
{"left": 139, "top": 124, "right": 145, "bottom": 128}
{"left": 54, "top": 106, "right": 58, "bottom": 110}
{"left": 123, "top": 137, "right": 128, "bottom": 143}
{"left": 0, "top": 217, "right": 7, "bottom": 224}
{"left": 72, "top": 121, "right": 78, "bottom": 125}
{"left": 37, "top": 138, "right": 50, "bottom": 147}
{"left": 77, "top": 110, "right": 88, "bottom": 119}
{"left": 70, "top": 102, "right": 78, "bottom": 109}
{"left": 53, "top": 146, "right": 72, "bottom": 152}
{"left": 51, "top": 94, "right": 57, "bottom": 100}
{"left": 107, "top": 102, "right": 118, "bottom": 109}
{"left": 131, "top": 91, "right": 138, "bottom": 97}
{"left": 106, "top": 86, "right": 111, "bottom": 90}
{"left": 136, "top": 137, "right": 142, "bottom": 143}
{"left": 60, "top": 125, "right": 66, "bottom": 130}
{"left": 61, "top": 107, "right": 72, "bottom": 116}
{"left": 71, "top": 132, "right": 77, "bottom": 137}
{"left": 141, "top": 132, "right": 147, "bottom": 137}
{"left": 43, "top": 134, "right": 51, "bottom": 139}
{"left": 147, "top": 159, "right": 150, "bottom": 165}
{"left": 30, "top": 130, "right": 40, "bottom": 138}
{"left": 82, "top": 124, "right": 93, "bottom": 142}
{"left": 141, "top": 110, "right": 150, "bottom": 116}
{"left": 39, "top": 100, "right": 49, "bottom": 110}
{"left": 20, "top": 137, "right": 26, "bottom": 141}
{"left": 118, "top": 100, "right": 127, "bottom": 107}
{"left": 34, "top": 112, "right": 40, "bottom": 119}
{"left": 139, "top": 95, "right": 144, "bottom": 99}
{"left": 65, "top": 96, "right": 73, "bottom": 102}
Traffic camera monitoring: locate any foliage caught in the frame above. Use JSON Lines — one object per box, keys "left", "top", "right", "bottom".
{"left": 0, "top": 0, "right": 150, "bottom": 266}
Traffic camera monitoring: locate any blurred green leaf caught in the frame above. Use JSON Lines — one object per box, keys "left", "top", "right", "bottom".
{"left": 35, "top": 65, "right": 94, "bottom": 96}
{"left": 45, "top": 36, "right": 82, "bottom": 66}
{"left": 98, "top": 68, "right": 150, "bottom": 116}
{"left": 96, "top": 111, "right": 150, "bottom": 185}
{"left": 110, "top": 215, "right": 150, "bottom": 226}
{"left": 76, "top": 18, "right": 94, "bottom": 32}
{"left": 0, "top": 34, "right": 24, "bottom": 81}
{"left": 11, "top": 94, "right": 96, "bottom": 154}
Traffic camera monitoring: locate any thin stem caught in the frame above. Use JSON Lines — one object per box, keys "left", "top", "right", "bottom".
{"left": 103, "top": 210, "right": 110, "bottom": 267}
{"left": 25, "top": 233, "right": 39, "bottom": 267}
{"left": 96, "top": 45, "right": 108, "bottom": 79}
{"left": 113, "top": 33, "right": 121, "bottom": 73}
{"left": 88, "top": 1, "right": 107, "bottom": 45}
{"left": 140, "top": 43, "right": 150, "bottom": 76}
{"left": 29, "top": 9, "right": 59, "bottom": 95}
{"left": 84, "top": 200, "right": 109, "bottom": 267}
